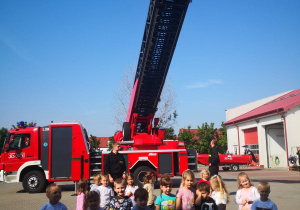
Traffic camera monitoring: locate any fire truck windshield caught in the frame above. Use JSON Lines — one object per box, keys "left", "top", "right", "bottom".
{"left": 82, "top": 127, "right": 91, "bottom": 151}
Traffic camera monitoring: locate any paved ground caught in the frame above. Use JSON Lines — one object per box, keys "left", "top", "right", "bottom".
{"left": 0, "top": 166, "right": 299, "bottom": 209}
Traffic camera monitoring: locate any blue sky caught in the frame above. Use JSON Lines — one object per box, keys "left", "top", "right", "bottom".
{"left": 1, "top": 0, "right": 299, "bottom": 137}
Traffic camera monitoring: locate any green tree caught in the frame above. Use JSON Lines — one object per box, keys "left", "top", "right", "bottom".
{"left": 11, "top": 121, "right": 37, "bottom": 129}
{"left": 90, "top": 134, "right": 100, "bottom": 152}
{"left": 217, "top": 122, "right": 228, "bottom": 154}
{"left": 178, "top": 126, "right": 198, "bottom": 149}
{"left": 164, "top": 127, "right": 176, "bottom": 140}
{"left": 107, "top": 136, "right": 115, "bottom": 151}
{"left": 0, "top": 127, "right": 8, "bottom": 153}
{"left": 196, "top": 122, "right": 218, "bottom": 154}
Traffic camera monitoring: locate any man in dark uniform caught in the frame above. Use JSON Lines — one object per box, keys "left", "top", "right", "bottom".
{"left": 209, "top": 139, "right": 220, "bottom": 177}
{"left": 104, "top": 142, "right": 126, "bottom": 186}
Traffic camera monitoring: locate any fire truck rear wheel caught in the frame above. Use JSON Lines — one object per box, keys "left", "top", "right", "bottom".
{"left": 231, "top": 164, "right": 239, "bottom": 171}
{"left": 133, "top": 166, "right": 151, "bottom": 188}
{"left": 22, "top": 170, "right": 46, "bottom": 193}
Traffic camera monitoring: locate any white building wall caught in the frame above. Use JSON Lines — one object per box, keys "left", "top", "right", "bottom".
{"left": 286, "top": 105, "right": 300, "bottom": 157}
{"left": 227, "top": 109, "right": 300, "bottom": 168}
{"left": 226, "top": 125, "right": 238, "bottom": 154}
{"left": 225, "top": 90, "right": 300, "bottom": 168}
{"left": 226, "top": 91, "right": 290, "bottom": 121}
{"left": 226, "top": 114, "right": 284, "bottom": 166}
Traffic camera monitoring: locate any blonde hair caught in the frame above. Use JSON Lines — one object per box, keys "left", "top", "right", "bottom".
{"left": 77, "top": 178, "right": 88, "bottom": 195}
{"left": 143, "top": 170, "right": 156, "bottom": 185}
{"left": 93, "top": 173, "right": 101, "bottom": 182}
{"left": 258, "top": 181, "right": 270, "bottom": 191}
{"left": 237, "top": 172, "right": 254, "bottom": 189}
{"left": 114, "top": 178, "right": 126, "bottom": 187}
{"left": 100, "top": 173, "right": 109, "bottom": 180}
{"left": 181, "top": 169, "right": 196, "bottom": 187}
{"left": 200, "top": 169, "right": 210, "bottom": 179}
{"left": 210, "top": 175, "right": 229, "bottom": 204}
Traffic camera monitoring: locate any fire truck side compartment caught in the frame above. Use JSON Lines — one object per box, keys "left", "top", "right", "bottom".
{"left": 41, "top": 126, "right": 49, "bottom": 171}
{"left": 50, "top": 127, "right": 72, "bottom": 179}
{"left": 158, "top": 153, "right": 172, "bottom": 175}
{"left": 123, "top": 154, "right": 129, "bottom": 173}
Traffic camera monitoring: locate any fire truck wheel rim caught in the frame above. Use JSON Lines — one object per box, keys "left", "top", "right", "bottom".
{"left": 28, "top": 176, "right": 38, "bottom": 188}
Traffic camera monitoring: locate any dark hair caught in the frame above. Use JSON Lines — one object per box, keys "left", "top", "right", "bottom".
{"left": 134, "top": 188, "right": 148, "bottom": 201}
{"left": 46, "top": 183, "right": 61, "bottom": 195}
{"left": 83, "top": 191, "right": 100, "bottom": 210}
{"left": 160, "top": 175, "right": 172, "bottom": 187}
{"left": 125, "top": 173, "right": 134, "bottom": 184}
{"left": 112, "top": 142, "right": 120, "bottom": 146}
{"left": 197, "top": 182, "right": 210, "bottom": 193}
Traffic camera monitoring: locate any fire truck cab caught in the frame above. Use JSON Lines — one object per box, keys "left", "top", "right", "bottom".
{"left": 0, "top": 121, "right": 91, "bottom": 193}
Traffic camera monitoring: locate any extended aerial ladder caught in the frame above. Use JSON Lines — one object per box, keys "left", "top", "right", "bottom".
{"left": 114, "top": 0, "right": 191, "bottom": 149}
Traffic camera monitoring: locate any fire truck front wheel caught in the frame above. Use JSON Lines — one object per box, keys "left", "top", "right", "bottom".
{"left": 22, "top": 170, "right": 46, "bottom": 193}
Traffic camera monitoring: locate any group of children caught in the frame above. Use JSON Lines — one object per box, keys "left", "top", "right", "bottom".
{"left": 41, "top": 169, "right": 278, "bottom": 210}
{"left": 193, "top": 169, "right": 278, "bottom": 210}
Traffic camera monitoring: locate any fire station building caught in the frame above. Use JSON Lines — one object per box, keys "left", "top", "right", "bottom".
{"left": 224, "top": 89, "right": 300, "bottom": 168}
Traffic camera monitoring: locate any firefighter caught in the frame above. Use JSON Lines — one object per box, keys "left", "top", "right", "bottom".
{"left": 209, "top": 139, "right": 220, "bottom": 177}
{"left": 104, "top": 142, "right": 126, "bottom": 187}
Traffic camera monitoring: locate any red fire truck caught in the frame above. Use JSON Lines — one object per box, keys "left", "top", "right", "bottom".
{"left": 0, "top": 0, "right": 197, "bottom": 193}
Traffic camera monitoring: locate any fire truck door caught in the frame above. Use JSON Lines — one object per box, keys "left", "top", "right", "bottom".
{"left": 3, "top": 133, "right": 34, "bottom": 172}
{"left": 49, "top": 127, "right": 72, "bottom": 179}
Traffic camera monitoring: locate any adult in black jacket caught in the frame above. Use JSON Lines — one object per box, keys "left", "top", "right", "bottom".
{"left": 104, "top": 142, "right": 126, "bottom": 184}
{"left": 209, "top": 139, "right": 220, "bottom": 177}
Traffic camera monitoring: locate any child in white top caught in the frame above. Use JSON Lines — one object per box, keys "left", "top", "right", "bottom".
{"left": 210, "top": 175, "right": 229, "bottom": 210}
{"left": 143, "top": 170, "right": 157, "bottom": 209}
{"left": 97, "top": 174, "right": 114, "bottom": 210}
{"left": 90, "top": 174, "right": 101, "bottom": 191}
{"left": 125, "top": 173, "right": 138, "bottom": 206}
{"left": 235, "top": 172, "right": 260, "bottom": 210}
{"left": 175, "top": 170, "right": 196, "bottom": 210}
{"left": 250, "top": 181, "right": 278, "bottom": 210}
